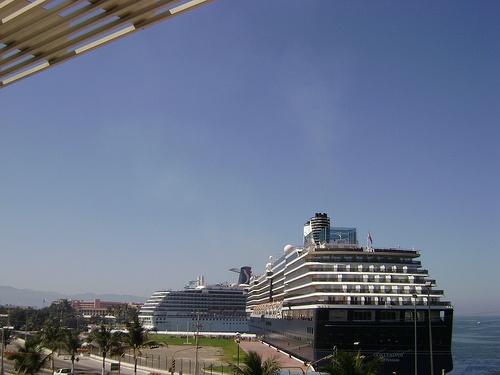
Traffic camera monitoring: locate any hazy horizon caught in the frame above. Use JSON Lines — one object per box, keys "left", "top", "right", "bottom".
{"left": 1, "top": 1, "right": 499, "bottom": 316}
{"left": 0, "top": 281, "right": 499, "bottom": 316}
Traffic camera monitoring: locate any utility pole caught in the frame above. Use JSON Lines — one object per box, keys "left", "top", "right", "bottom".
{"left": 1, "top": 327, "right": 4, "bottom": 375}
{"left": 172, "top": 344, "right": 202, "bottom": 375}
{"left": 25, "top": 310, "right": 28, "bottom": 341}
{"left": 235, "top": 333, "right": 241, "bottom": 366}
{"left": 0, "top": 326, "right": 11, "bottom": 375}
{"left": 194, "top": 312, "right": 200, "bottom": 375}
{"left": 305, "top": 349, "right": 337, "bottom": 375}
{"left": 427, "top": 282, "right": 434, "bottom": 375}
{"left": 413, "top": 293, "right": 418, "bottom": 375}
{"left": 0, "top": 312, "right": 11, "bottom": 375}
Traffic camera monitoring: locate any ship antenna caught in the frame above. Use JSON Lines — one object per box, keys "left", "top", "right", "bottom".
{"left": 367, "top": 231, "right": 374, "bottom": 252}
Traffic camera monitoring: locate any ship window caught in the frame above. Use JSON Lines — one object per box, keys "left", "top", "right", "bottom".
{"left": 351, "top": 310, "right": 374, "bottom": 321}
{"left": 329, "top": 310, "right": 347, "bottom": 321}
{"left": 379, "top": 311, "right": 399, "bottom": 321}
{"left": 405, "top": 311, "right": 425, "bottom": 321}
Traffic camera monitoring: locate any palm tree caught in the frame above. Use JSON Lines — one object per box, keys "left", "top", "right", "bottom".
{"left": 88, "top": 325, "right": 123, "bottom": 375}
{"left": 62, "top": 330, "right": 81, "bottom": 375}
{"left": 39, "top": 320, "right": 65, "bottom": 372}
{"left": 7, "top": 337, "right": 50, "bottom": 374}
{"left": 320, "top": 351, "right": 382, "bottom": 375}
{"left": 123, "top": 315, "right": 161, "bottom": 375}
{"left": 110, "top": 339, "right": 127, "bottom": 375}
{"left": 231, "top": 351, "right": 280, "bottom": 375}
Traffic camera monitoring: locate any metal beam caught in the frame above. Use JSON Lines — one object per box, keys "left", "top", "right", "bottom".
{"left": 0, "top": 0, "right": 213, "bottom": 89}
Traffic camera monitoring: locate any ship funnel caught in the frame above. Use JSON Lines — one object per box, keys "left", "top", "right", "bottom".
{"left": 238, "top": 266, "right": 252, "bottom": 285}
{"left": 304, "top": 212, "right": 331, "bottom": 245}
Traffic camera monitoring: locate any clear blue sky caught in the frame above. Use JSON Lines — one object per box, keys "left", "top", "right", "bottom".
{"left": 0, "top": 0, "right": 499, "bottom": 315}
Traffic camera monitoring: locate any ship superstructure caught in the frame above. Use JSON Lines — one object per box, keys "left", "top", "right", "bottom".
{"left": 140, "top": 272, "right": 249, "bottom": 333}
{"left": 247, "top": 213, "right": 453, "bottom": 375}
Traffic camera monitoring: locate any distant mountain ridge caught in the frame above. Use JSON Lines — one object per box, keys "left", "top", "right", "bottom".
{"left": 0, "top": 285, "right": 146, "bottom": 308}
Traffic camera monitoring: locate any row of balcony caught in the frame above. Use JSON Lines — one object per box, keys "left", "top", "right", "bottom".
{"left": 309, "top": 276, "right": 431, "bottom": 284}
{"left": 283, "top": 298, "right": 451, "bottom": 307}
{"left": 308, "top": 256, "right": 422, "bottom": 266}
{"left": 285, "top": 286, "right": 444, "bottom": 298}
{"left": 307, "top": 265, "right": 427, "bottom": 274}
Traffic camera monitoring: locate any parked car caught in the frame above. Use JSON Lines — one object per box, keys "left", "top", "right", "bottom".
{"left": 53, "top": 368, "right": 72, "bottom": 375}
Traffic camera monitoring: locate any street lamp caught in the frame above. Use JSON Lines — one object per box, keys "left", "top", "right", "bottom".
{"left": 426, "top": 281, "right": 434, "bottom": 375}
{"left": 235, "top": 333, "right": 241, "bottom": 366}
{"left": 171, "top": 346, "right": 201, "bottom": 374}
{"left": 194, "top": 311, "right": 201, "bottom": 375}
{"left": 412, "top": 293, "right": 418, "bottom": 375}
{"left": 1, "top": 327, "right": 4, "bottom": 375}
{"left": 305, "top": 348, "right": 337, "bottom": 375}
{"left": 1, "top": 325, "right": 13, "bottom": 375}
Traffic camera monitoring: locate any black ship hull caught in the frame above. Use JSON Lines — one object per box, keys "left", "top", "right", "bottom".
{"left": 250, "top": 308, "right": 453, "bottom": 375}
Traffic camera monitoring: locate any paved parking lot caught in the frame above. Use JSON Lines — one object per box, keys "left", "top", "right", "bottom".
{"left": 239, "top": 341, "right": 307, "bottom": 372}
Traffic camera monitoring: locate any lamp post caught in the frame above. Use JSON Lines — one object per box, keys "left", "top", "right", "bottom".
{"left": 1, "top": 327, "right": 4, "bottom": 375}
{"left": 172, "top": 346, "right": 201, "bottom": 374}
{"left": 118, "top": 353, "right": 125, "bottom": 375}
{"left": 305, "top": 348, "right": 337, "bottom": 375}
{"left": 194, "top": 312, "right": 201, "bottom": 375}
{"left": 426, "top": 282, "right": 434, "bottom": 375}
{"left": 412, "top": 293, "right": 418, "bottom": 375}
{"left": 1, "top": 326, "right": 12, "bottom": 375}
{"left": 235, "top": 333, "right": 241, "bottom": 366}
{"left": 353, "top": 342, "right": 360, "bottom": 358}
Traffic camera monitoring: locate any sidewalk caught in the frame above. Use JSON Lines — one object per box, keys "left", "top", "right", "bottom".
{"left": 88, "top": 354, "right": 217, "bottom": 375}
{"left": 238, "top": 341, "right": 307, "bottom": 372}
{"left": 89, "top": 354, "right": 167, "bottom": 374}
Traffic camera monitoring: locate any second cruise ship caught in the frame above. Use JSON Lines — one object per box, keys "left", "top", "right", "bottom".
{"left": 139, "top": 270, "right": 251, "bottom": 333}
{"left": 247, "top": 213, "right": 453, "bottom": 375}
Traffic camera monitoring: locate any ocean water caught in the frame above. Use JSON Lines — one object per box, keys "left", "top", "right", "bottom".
{"left": 451, "top": 316, "right": 500, "bottom": 374}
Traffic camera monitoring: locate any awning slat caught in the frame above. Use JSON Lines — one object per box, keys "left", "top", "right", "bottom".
{"left": 0, "top": 0, "right": 213, "bottom": 88}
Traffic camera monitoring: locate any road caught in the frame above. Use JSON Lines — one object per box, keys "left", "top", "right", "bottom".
{"left": 3, "top": 338, "right": 156, "bottom": 375}
{"left": 53, "top": 355, "right": 153, "bottom": 375}
{"left": 2, "top": 353, "right": 154, "bottom": 375}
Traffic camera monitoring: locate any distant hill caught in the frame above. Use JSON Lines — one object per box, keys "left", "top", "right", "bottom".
{"left": 0, "top": 285, "right": 146, "bottom": 308}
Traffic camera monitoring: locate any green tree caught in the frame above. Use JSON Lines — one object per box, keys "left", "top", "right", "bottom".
{"left": 110, "top": 338, "right": 127, "bottom": 374}
{"left": 39, "top": 321, "right": 65, "bottom": 372}
{"left": 7, "top": 337, "right": 50, "bottom": 374}
{"left": 0, "top": 302, "right": 78, "bottom": 332}
{"left": 88, "top": 325, "right": 123, "bottom": 375}
{"left": 123, "top": 315, "right": 161, "bottom": 375}
{"left": 320, "top": 351, "right": 383, "bottom": 375}
{"left": 109, "top": 304, "right": 139, "bottom": 324}
{"left": 231, "top": 351, "right": 280, "bottom": 375}
{"left": 47, "top": 300, "right": 78, "bottom": 329}
{"left": 62, "top": 330, "right": 81, "bottom": 375}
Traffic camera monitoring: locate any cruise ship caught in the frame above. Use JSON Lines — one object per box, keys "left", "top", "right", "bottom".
{"left": 139, "top": 269, "right": 251, "bottom": 333}
{"left": 247, "top": 213, "right": 453, "bottom": 375}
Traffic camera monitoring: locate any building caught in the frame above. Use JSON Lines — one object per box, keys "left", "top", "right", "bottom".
{"left": 70, "top": 299, "right": 141, "bottom": 317}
